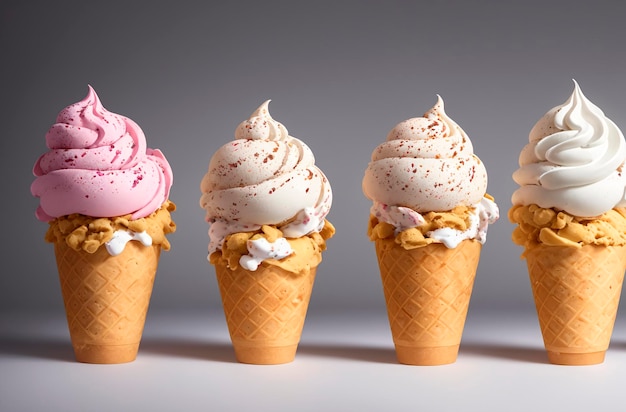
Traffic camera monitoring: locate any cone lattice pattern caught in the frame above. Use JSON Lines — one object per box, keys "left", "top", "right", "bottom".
{"left": 375, "top": 239, "right": 481, "bottom": 353}
{"left": 526, "top": 245, "right": 626, "bottom": 358}
{"left": 215, "top": 261, "right": 315, "bottom": 363}
{"left": 54, "top": 241, "right": 160, "bottom": 363}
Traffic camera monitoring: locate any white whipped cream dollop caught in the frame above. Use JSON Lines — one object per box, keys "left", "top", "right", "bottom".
{"left": 105, "top": 230, "right": 152, "bottom": 256}
{"left": 239, "top": 237, "right": 293, "bottom": 271}
{"left": 512, "top": 80, "right": 626, "bottom": 217}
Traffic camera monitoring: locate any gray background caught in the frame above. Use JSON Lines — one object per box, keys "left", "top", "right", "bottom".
{"left": 3, "top": 0, "right": 626, "bottom": 317}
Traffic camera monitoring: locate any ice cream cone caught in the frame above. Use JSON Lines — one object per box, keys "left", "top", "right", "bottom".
{"left": 525, "top": 244, "right": 626, "bottom": 365}
{"left": 54, "top": 240, "right": 160, "bottom": 364}
{"left": 214, "top": 260, "right": 316, "bottom": 365}
{"left": 375, "top": 238, "right": 481, "bottom": 365}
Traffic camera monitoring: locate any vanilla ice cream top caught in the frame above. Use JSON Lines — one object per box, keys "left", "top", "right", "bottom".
{"left": 200, "top": 100, "right": 333, "bottom": 255}
{"left": 512, "top": 80, "right": 626, "bottom": 217}
{"left": 363, "top": 95, "right": 488, "bottom": 212}
{"left": 363, "top": 96, "right": 498, "bottom": 247}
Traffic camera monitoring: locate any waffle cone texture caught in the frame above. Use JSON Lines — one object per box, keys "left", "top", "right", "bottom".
{"left": 54, "top": 240, "right": 160, "bottom": 364}
{"left": 214, "top": 260, "right": 316, "bottom": 365}
{"left": 525, "top": 244, "right": 626, "bottom": 365}
{"left": 375, "top": 238, "right": 481, "bottom": 365}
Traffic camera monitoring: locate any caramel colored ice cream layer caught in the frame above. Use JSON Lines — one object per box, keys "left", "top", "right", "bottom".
{"left": 368, "top": 205, "right": 476, "bottom": 250}
{"left": 45, "top": 200, "right": 176, "bottom": 253}
{"left": 508, "top": 204, "right": 626, "bottom": 251}
{"left": 210, "top": 220, "right": 335, "bottom": 276}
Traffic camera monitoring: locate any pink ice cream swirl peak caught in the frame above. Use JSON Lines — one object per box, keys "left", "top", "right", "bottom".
{"left": 31, "top": 85, "right": 173, "bottom": 222}
{"left": 200, "top": 100, "right": 333, "bottom": 254}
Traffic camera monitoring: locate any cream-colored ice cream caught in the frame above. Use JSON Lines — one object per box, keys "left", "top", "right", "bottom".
{"left": 512, "top": 80, "right": 626, "bottom": 218}
{"left": 510, "top": 80, "right": 626, "bottom": 251}
{"left": 200, "top": 100, "right": 333, "bottom": 271}
{"left": 363, "top": 96, "right": 498, "bottom": 248}
{"left": 363, "top": 95, "right": 487, "bottom": 212}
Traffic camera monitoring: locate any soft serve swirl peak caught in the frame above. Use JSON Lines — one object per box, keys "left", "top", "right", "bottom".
{"left": 512, "top": 80, "right": 626, "bottom": 217}
{"left": 362, "top": 95, "right": 488, "bottom": 213}
{"left": 31, "top": 85, "right": 173, "bottom": 222}
{"left": 200, "top": 100, "right": 333, "bottom": 254}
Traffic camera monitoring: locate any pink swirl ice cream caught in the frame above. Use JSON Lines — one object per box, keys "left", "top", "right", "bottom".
{"left": 31, "top": 85, "right": 173, "bottom": 222}
{"left": 200, "top": 100, "right": 333, "bottom": 261}
{"left": 363, "top": 96, "right": 498, "bottom": 247}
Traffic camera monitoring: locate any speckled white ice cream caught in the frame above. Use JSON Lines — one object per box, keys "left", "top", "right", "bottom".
{"left": 200, "top": 100, "right": 333, "bottom": 256}
{"left": 363, "top": 96, "right": 488, "bottom": 213}
{"left": 363, "top": 96, "right": 498, "bottom": 247}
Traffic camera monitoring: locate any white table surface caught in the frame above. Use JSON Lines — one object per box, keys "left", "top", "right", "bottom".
{"left": 2, "top": 308, "right": 626, "bottom": 412}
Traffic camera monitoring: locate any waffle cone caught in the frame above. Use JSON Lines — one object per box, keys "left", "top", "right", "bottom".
{"left": 375, "top": 238, "right": 481, "bottom": 365}
{"left": 214, "top": 260, "right": 316, "bottom": 365}
{"left": 525, "top": 244, "right": 626, "bottom": 365}
{"left": 54, "top": 240, "right": 160, "bottom": 364}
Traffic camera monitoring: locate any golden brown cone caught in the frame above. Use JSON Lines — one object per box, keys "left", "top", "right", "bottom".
{"left": 54, "top": 240, "right": 160, "bottom": 364}
{"left": 375, "top": 238, "right": 481, "bottom": 365}
{"left": 525, "top": 244, "right": 626, "bottom": 365}
{"left": 214, "top": 260, "right": 316, "bottom": 365}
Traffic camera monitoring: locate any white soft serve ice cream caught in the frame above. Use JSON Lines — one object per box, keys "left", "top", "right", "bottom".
{"left": 512, "top": 80, "right": 626, "bottom": 217}
{"left": 200, "top": 100, "right": 333, "bottom": 268}
{"left": 363, "top": 96, "right": 498, "bottom": 247}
